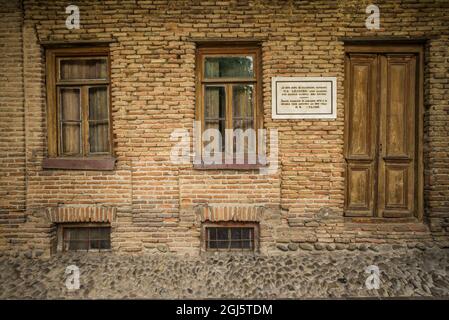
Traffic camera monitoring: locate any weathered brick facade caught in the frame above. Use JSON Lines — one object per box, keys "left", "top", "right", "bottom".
{"left": 1, "top": 0, "right": 448, "bottom": 258}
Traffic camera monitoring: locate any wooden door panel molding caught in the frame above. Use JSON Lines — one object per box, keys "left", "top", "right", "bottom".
{"left": 384, "top": 55, "right": 416, "bottom": 159}
{"left": 345, "top": 163, "right": 375, "bottom": 217}
{"left": 345, "top": 54, "right": 378, "bottom": 159}
{"left": 383, "top": 163, "right": 413, "bottom": 210}
{"left": 386, "top": 62, "right": 408, "bottom": 157}
{"left": 344, "top": 42, "right": 423, "bottom": 221}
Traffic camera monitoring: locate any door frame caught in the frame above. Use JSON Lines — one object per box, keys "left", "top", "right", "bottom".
{"left": 343, "top": 41, "right": 424, "bottom": 222}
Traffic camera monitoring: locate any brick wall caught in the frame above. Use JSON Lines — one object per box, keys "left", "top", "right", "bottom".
{"left": 0, "top": 0, "right": 448, "bottom": 257}
{"left": 0, "top": 0, "right": 26, "bottom": 251}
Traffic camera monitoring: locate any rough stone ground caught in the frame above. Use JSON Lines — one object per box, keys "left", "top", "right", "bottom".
{"left": 1, "top": 248, "right": 449, "bottom": 299}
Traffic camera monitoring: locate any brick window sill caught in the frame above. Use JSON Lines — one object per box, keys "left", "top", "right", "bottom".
{"left": 42, "top": 157, "right": 116, "bottom": 171}
{"left": 193, "top": 163, "right": 264, "bottom": 170}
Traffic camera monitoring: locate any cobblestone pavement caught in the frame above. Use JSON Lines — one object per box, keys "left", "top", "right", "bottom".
{"left": 1, "top": 248, "right": 448, "bottom": 299}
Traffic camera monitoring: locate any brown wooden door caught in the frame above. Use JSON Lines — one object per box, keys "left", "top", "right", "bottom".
{"left": 344, "top": 52, "right": 418, "bottom": 219}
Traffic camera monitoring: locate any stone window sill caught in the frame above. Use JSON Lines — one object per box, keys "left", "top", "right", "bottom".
{"left": 42, "top": 157, "right": 116, "bottom": 171}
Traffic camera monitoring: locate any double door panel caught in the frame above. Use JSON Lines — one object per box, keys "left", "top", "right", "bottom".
{"left": 345, "top": 52, "right": 417, "bottom": 218}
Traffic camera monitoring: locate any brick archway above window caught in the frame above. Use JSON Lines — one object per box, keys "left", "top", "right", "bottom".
{"left": 46, "top": 206, "right": 116, "bottom": 223}
{"left": 196, "top": 205, "right": 264, "bottom": 223}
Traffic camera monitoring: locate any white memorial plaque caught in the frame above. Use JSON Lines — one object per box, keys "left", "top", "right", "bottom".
{"left": 272, "top": 77, "right": 337, "bottom": 119}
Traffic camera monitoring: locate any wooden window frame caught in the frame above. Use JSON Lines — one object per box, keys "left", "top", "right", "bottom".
{"left": 201, "top": 222, "right": 259, "bottom": 252}
{"left": 56, "top": 223, "right": 111, "bottom": 252}
{"left": 343, "top": 41, "right": 424, "bottom": 223}
{"left": 44, "top": 47, "right": 115, "bottom": 170}
{"left": 195, "top": 44, "right": 263, "bottom": 170}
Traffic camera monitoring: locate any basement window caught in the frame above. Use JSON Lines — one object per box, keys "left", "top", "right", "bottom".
{"left": 58, "top": 224, "right": 111, "bottom": 252}
{"left": 203, "top": 223, "right": 258, "bottom": 251}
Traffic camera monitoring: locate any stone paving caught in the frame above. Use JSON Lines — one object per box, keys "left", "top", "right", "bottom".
{"left": 0, "top": 247, "right": 448, "bottom": 299}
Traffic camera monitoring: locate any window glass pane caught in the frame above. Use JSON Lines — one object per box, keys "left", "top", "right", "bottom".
{"left": 233, "top": 119, "right": 254, "bottom": 131}
{"left": 204, "top": 56, "right": 254, "bottom": 78}
{"left": 232, "top": 85, "right": 254, "bottom": 156}
{"left": 233, "top": 85, "right": 253, "bottom": 118}
{"left": 207, "top": 227, "right": 228, "bottom": 249}
{"left": 61, "top": 123, "right": 81, "bottom": 155}
{"left": 208, "top": 241, "right": 217, "bottom": 249}
{"left": 240, "top": 228, "right": 251, "bottom": 240}
{"left": 208, "top": 228, "right": 217, "bottom": 241}
{"left": 90, "top": 240, "right": 100, "bottom": 249}
{"left": 231, "top": 228, "right": 241, "bottom": 239}
{"left": 60, "top": 88, "right": 81, "bottom": 121}
{"left": 204, "top": 86, "right": 226, "bottom": 152}
{"left": 89, "top": 228, "right": 102, "bottom": 240}
{"left": 100, "top": 227, "right": 111, "bottom": 239}
{"left": 90, "top": 227, "right": 110, "bottom": 237}
{"left": 204, "top": 120, "right": 225, "bottom": 153}
{"left": 68, "top": 241, "right": 89, "bottom": 251}
{"left": 207, "top": 228, "right": 215, "bottom": 249}
{"left": 89, "top": 87, "right": 108, "bottom": 121}
{"left": 89, "top": 124, "right": 109, "bottom": 153}
{"left": 60, "top": 58, "right": 108, "bottom": 80}
{"left": 230, "top": 228, "right": 241, "bottom": 248}
{"left": 64, "top": 228, "right": 88, "bottom": 240}
{"left": 230, "top": 241, "right": 242, "bottom": 249}
{"left": 204, "top": 86, "right": 225, "bottom": 119}
{"left": 88, "top": 86, "right": 110, "bottom": 154}
{"left": 216, "top": 240, "right": 229, "bottom": 248}
{"left": 244, "top": 228, "right": 253, "bottom": 249}
{"left": 241, "top": 240, "right": 251, "bottom": 249}
{"left": 233, "top": 119, "right": 255, "bottom": 155}
{"left": 216, "top": 228, "right": 228, "bottom": 241}
{"left": 59, "top": 88, "right": 81, "bottom": 156}
{"left": 99, "top": 239, "right": 111, "bottom": 249}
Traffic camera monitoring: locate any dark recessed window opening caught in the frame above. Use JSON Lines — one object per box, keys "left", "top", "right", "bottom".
{"left": 205, "top": 225, "right": 257, "bottom": 251}
{"left": 62, "top": 226, "right": 111, "bottom": 251}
